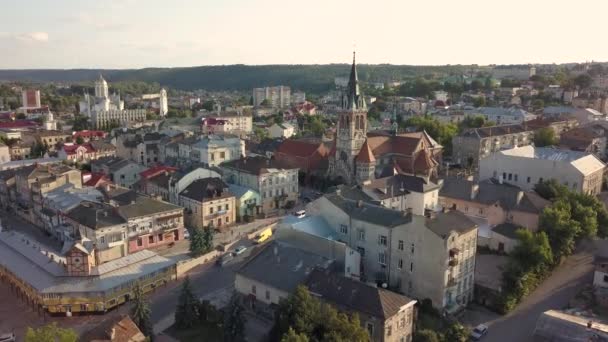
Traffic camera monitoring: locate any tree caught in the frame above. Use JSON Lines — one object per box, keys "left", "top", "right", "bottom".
{"left": 76, "top": 136, "right": 85, "bottom": 145}
{"left": 202, "top": 226, "right": 214, "bottom": 253}
{"left": 532, "top": 99, "right": 545, "bottom": 111}
{"left": 473, "top": 97, "right": 486, "bottom": 107}
{"left": 539, "top": 200, "right": 581, "bottom": 260}
{"left": 190, "top": 228, "right": 207, "bottom": 257}
{"left": 403, "top": 116, "right": 458, "bottom": 155}
{"left": 281, "top": 328, "right": 310, "bottom": 342}
{"left": 444, "top": 323, "right": 470, "bottom": 342}
{"left": 260, "top": 99, "right": 272, "bottom": 107}
{"left": 223, "top": 292, "right": 246, "bottom": 342}
{"left": 574, "top": 74, "right": 593, "bottom": 89}
{"left": 202, "top": 100, "right": 215, "bottom": 112}
{"left": 534, "top": 179, "right": 569, "bottom": 200}
{"left": 175, "top": 276, "right": 200, "bottom": 328}
{"left": 510, "top": 230, "right": 553, "bottom": 272}
{"left": 308, "top": 117, "right": 326, "bottom": 137}
{"left": 131, "top": 282, "right": 153, "bottom": 338}
{"left": 25, "top": 323, "right": 77, "bottom": 342}
{"left": 412, "top": 329, "right": 441, "bottom": 342}
{"left": 533, "top": 127, "right": 557, "bottom": 147}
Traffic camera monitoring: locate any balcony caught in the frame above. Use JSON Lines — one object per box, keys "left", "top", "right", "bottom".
{"left": 449, "top": 258, "right": 459, "bottom": 267}
{"left": 447, "top": 276, "right": 457, "bottom": 287}
{"left": 449, "top": 248, "right": 460, "bottom": 257}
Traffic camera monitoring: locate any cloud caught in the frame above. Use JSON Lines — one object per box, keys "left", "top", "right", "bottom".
{"left": 68, "top": 13, "right": 130, "bottom": 31}
{"left": 16, "top": 32, "right": 49, "bottom": 43}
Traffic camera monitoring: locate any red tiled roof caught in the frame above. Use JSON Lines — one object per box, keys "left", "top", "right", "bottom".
{"left": 276, "top": 139, "right": 323, "bottom": 157}
{"left": 73, "top": 130, "right": 107, "bottom": 139}
{"left": 0, "top": 120, "right": 38, "bottom": 128}
{"left": 84, "top": 173, "right": 110, "bottom": 187}
{"left": 62, "top": 143, "right": 95, "bottom": 155}
{"left": 201, "top": 117, "right": 228, "bottom": 126}
{"left": 356, "top": 139, "right": 375, "bottom": 163}
{"left": 413, "top": 149, "right": 438, "bottom": 172}
{"left": 140, "top": 165, "right": 178, "bottom": 179}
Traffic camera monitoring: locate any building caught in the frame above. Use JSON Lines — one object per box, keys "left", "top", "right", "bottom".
{"left": 91, "top": 157, "right": 147, "bottom": 189}
{"left": 0, "top": 142, "right": 9, "bottom": 164}
{"left": 524, "top": 117, "right": 578, "bottom": 138}
{"left": 252, "top": 86, "right": 291, "bottom": 108}
{"left": 305, "top": 268, "right": 416, "bottom": 342}
{"left": 139, "top": 89, "right": 168, "bottom": 116}
{"left": 190, "top": 135, "right": 244, "bottom": 167}
{"left": 491, "top": 66, "right": 536, "bottom": 80}
{"left": 308, "top": 192, "right": 478, "bottom": 312}
{"left": 268, "top": 123, "right": 295, "bottom": 139}
{"left": 14, "top": 163, "right": 82, "bottom": 212}
{"left": 115, "top": 132, "right": 164, "bottom": 167}
{"left": 0, "top": 230, "right": 176, "bottom": 315}
{"left": 80, "top": 315, "right": 146, "bottom": 342}
{"left": 559, "top": 124, "right": 608, "bottom": 159}
{"left": 451, "top": 124, "right": 534, "bottom": 167}
{"left": 479, "top": 146, "right": 605, "bottom": 194}
{"left": 138, "top": 167, "right": 220, "bottom": 205}
{"left": 533, "top": 310, "right": 608, "bottom": 341}
{"left": 235, "top": 240, "right": 334, "bottom": 306}
{"left": 21, "top": 89, "right": 41, "bottom": 108}
{"left": 572, "top": 95, "right": 608, "bottom": 115}
{"left": 464, "top": 107, "right": 536, "bottom": 125}
{"left": 228, "top": 183, "right": 261, "bottom": 221}
{"left": 73, "top": 130, "right": 108, "bottom": 142}
{"left": 33, "top": 130, "right": 71, "bottom": 151}
{"left": 9, "top": 141, "right": 32, "bottom": 160}
{"left": 274, "top": 139, "right": 330, "bottom": 175}
{"left": 327, "top": 54, "right": 442, "bottom": 185}
{"left": 58, "top": 141, "right": 117, "bottom": 163}
{"left": 80, "top": 75, "right": 147, "bottom": 129}
{"left": 179, "top": 177, "right": 236, "bottom": 230}
{"left": 201, "top": 110, "right": 253, "bottom": 135}
{"left": 221, "top": 156, "right": 299, "bottom": 213}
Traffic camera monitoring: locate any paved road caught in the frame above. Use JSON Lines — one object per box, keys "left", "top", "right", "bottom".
{"left": 481, "top": 240, "right": 596, "bottom": 342}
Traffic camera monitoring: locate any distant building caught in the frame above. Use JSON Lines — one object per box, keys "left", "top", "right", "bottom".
{"left": 491, "top": 65, "right": 536, "bottom": 80}
{"left": 21, "top": 89, "right": 41, "bottom": 108}
{"left": 464, "top": 107, "right": 536, "bottom": 125}
{"left": 291, "top": 91, "right": 306, "bottom": 104}
{"left": 201, "top": 110, "right": 253, "bottom": 135}
{"left": 479, "top": 146, "right": 605, "bottom": 195}
{"left": 179, "top": 177, "right": 236, "bottom": 230}
{"left": 58, "top": 141, "right": 116, "bottom": 163}
{"left": 268, "top": 123, "right": 295, "bottom": 139}
{"left": 190, "top": 135, "right": 244, "bottom": 167}
{"left": 73, "top": 130, "right": 108, "bottom": 142}
{"left": 91, "top": 156, "right": 146, "bottom": 189}
{"left": 253, "top": 86, "right": 291, "bottom": 108}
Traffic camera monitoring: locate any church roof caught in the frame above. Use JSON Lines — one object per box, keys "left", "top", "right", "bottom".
{"left": 356, "top": 139, "right": 375, "bottom": 163}
{"left": 343, "top": 52, "right": 366, "bottom": 111}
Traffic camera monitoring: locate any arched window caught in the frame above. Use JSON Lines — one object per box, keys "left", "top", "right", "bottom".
{"left": 355, "top": 115, "right": 360, "bottom": 130}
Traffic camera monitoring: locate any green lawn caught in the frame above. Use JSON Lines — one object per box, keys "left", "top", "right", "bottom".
{"left": 166, "top": 322, "right": 223, "bottom": 342}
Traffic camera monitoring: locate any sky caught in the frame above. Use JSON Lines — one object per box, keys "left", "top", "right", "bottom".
{"left": 1, "top": 0, "right": 608, "bottom": 69}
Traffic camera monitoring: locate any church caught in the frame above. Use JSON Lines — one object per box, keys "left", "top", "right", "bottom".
{"left": 327, "top": 53, "right": 443, "bottom": 184}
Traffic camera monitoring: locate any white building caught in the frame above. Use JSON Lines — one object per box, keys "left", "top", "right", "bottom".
{"left": 253, "top": 86, "right": 291, "bottom": 108}
{"left": 464, "top": 107, "right": 536, "bottom": 125}
{"left": 190, "top": 135, "right": 244, "bottom": 167}
{"left": 479, "top": 145, "right": 605, "bottom": 195}
{"left": 268, "top": 123, "right": 295, "bottom": 138}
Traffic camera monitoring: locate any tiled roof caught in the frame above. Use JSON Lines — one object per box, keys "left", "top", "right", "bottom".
{"left": 80, "top": 315, "right": 145, "bottom": 342}
{"left": 305, "top": 268, "right": 415, "bottom": 319}
{"left": 458, "top": 124, "right": 531, "bottom": 139}
{"left": 72, "top": 130, "right": 106, "bottom": 139}
{"left": 276, "top": 139, "right": 324, "bottom": 158}
{"left": 356, "top": 139, "right": 375, "bottom": 163}
{"left": 117, "top": 195, "right": 182, "bottom": 219}
{"left": 325, "top": 192, "right": 412, "bottom": 227}
{"left": 140, "top": 165, "right": 178, "bottom": 179}
{"left": 221, "top": 156, "right": 295, "bottom": 175}
{"left": 425, "top": 210, "right": 477, "bottom": 237}
{"left": 179, "top": 177, "right": 232, "bottom": 202}
{"left": 66, "top": 201, "right": 126, "bottom": 230}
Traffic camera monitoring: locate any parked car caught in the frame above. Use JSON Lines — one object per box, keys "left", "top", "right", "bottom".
{"left": 234, "top": 246, "right": 247, "bottom": 255}
{"left": 217, "top": 253, "right": 234, "bottom": 267}
{"left": 0, "top": 333, "right": 15, "bottom": 342}
{"left": 470, "top": 324, "right": 488, "bottom": 340}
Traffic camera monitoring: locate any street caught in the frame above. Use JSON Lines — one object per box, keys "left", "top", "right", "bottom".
{"left": 465, "top": 240, "right": 597, "bottom": 342}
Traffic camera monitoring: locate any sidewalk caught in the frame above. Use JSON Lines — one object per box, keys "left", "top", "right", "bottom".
{"left": 214, "top": 217, "right": 281, "bottom": 246}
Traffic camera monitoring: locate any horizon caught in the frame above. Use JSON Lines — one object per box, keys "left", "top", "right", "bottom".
{"left": 3, "top": 0, "right": 608, "bottom": 69}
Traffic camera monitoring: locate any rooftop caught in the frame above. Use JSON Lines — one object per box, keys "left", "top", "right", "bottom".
{"left": 425, "top": 210, "right": 477, "bottom": 238}
{"left": 497, "top": 146, "right": 606, "bottom": 175}
{"left": 236, "top": 241, "right": 333, "bottom": 293}
{"left": 180, "top": 177, "right": 232, "bottom": 202}
{"left": 117, "top": 195, "right": 182, "bottom": 219}
{"left": 325, "top": 192, "right": 413, "bottom": 228}
{"left": 65, "top": 201, "right": 126, "bottom": 230}
{"left": 221, "top": 156, "right": 296, "bottom": 175}
{"left": 305, "top": 268, "right": 415, "bottom": 319}
{"left": 280, "top": 215, "right": 338, "bottom": 240}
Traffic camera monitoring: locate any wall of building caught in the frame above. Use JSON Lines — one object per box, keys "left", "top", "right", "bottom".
{"left": 594, "top": 270, "right": 608, "bottom": 288}
{"left": 235, "top": 274, "right": 288, "bottom": 306}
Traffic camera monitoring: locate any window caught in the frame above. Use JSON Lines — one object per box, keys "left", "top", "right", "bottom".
{"left": 210, "top": 153, "right": 215, "bottom": 161}
{"left": 358, "top": 229, "right": 365, "bottom": 241}
{"left": 539, "top": 177, "right": 543, "bottom": 183}
{"left": 210, "top": 207, "right": 214, "bottom": 214}
{"left": 251, "top": 285, "right": 256, "bottom": 294}
{"left": 225, "top": 204, "right": 229, "bottom": 210}
{"left": 378, "top": 252, "right": 386, "bottom": 265}
{"left": 340, "top": 224, "right": 348, "bottom": 234}
{"left": 527, "top": 176, "right": 531, "bottom": 183}
{"left": 604, "top": 275, "right": 608, "bottom": 282}
{"left": 378, "top": 235, "right": 387, "bottom": 246}
{"left": 398, "top": 240, "right": 404, "bottom": 250}
{"left": 387, "top": 325, "right": 392, "bottom": 337}
{"left": 217, "top": 205, "right": 221, "bottom": 212}
{"left": 411, "top": 243, "right": 415, "bottom": 254}
{"left": 366, "top": 323, "right": 374, "bottom": 337}
{"left": 265, "top": 290, "right": 270, "bottom": 300}
{"left": 158, "top": 234, "right": 163, "bottom": 241}
{"left": 508, "top": 173, "right": 512, "bottom": 181}
{"left": 220, "top": 152, "right": 225, "bottom": 159}
{"left": 410, "top": 262, "right": 414, "bottom": 272}
{"left": 398, "top": 259, "right": 403, "bottom": 269}
{"left": 137, "top": 238, "right": 143, "bottom": 247}
{"left": 502, "top": 172, "right": 506, "bottom": 180}
{"left": 399, "top": 316, "right": 405, "bottom": 328}
{"left": 226, "top": 217, "right": 229, "bottom": 223}
{"left": 149, "top": 235, "right": 154, "bottom": 243}
{"left": 357, "top": 246, "right": 365, "bottom": 257}
{"left": 407, "top": 311, "right": 412, "bottom": 323}
{"left": 514, "top": 174, "right": 518, "bottom": 182}
{"left": 100, "top": 236, "right": 105, "bottom": 244}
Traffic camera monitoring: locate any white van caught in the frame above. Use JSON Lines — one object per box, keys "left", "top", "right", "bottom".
{"left": 294, "top": 210, "right": 306, "bottom": 218}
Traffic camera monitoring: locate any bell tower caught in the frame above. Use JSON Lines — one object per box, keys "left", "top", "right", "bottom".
{"left": 332, "top": 52, "right": 368, "bottom": 183}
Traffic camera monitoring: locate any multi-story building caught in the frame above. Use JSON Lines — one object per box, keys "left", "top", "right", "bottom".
{"left": 491, "top": 65, "right": 536, "bottom": 80}
{"left": 72, "top": 130, "right": 108, "bottom": 143}
{"left": 559, "top": 124, "right": 608, "bottom": 159}
{"left": 252, "top": 86, "right": 291, "bottom": 108}
{"left": 463, "top": 107, "right": 536, "bottom": 125}
{"left": 451, "top": 124, "right": 534, "bottom": 167}
{"left": 572, "top": 95, "right": 608, "bottom": 115}
{"left": 307, "top": 192, "right": 478, "bottom": 312}
{"left": 33, "top": 130, "right": 71, "bottom": 151}
{"left": 228, "top": 183, "right": 261, "bottom": 221}
{"left": 201, "top": 111, "right": 253, "bottom": 135}
{"left": 179, "top": 177, "right": 236, "bottom": 230}
{"left": 479, "top": 146, "right": 606, "bottom": 194}
{"left": 305, "top": 268, "right": 417, "bottom": 342}
{"left": 15, "top": 163, "right": 82, "bottom": 211}
{"left": 190, "top": 135, "right": 244, "bottom": 167}
{"left": 268, "top": 123, "right": 295, "bottom": 139}
{"left": 21, "top": 89, "right": 41, "bottom": 108}
{"left": 9, "top": 141, "right": 32, "bottom": 160}
{"left": 58, "top": 141, "right": 116, "bottom": 163}
{"left": 91, "top": 156, "right": 147, "bottom": 189}
{"left": 0, "top": 142, "right": 9, "bottom": 164}
{"left": 221, "top": 156, "right": 298, "bottom": 213}
{"left": 115, "top": 132, "right": 164, "bottom": 166}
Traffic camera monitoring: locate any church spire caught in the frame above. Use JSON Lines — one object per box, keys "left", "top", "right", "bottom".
{"left": 343, "top": 51, "right": 366, "bottom": 111}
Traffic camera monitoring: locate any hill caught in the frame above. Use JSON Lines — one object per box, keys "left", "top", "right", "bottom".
{"left": 0, "top": 64, "right": 476, "bottom": 93}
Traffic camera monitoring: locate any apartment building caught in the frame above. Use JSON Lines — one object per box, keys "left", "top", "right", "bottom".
{"left": 33, "top": 130, "right": 71, "bottom": 151}
{"left": 307, "top": 192, "right": 477, "bottom": 312}
{"left": 201, "top": 111, "right": 253, "bottom": 134}
{"left": 221, "top": 156, "right": 298, "bottom": 213}
{"left": 179, "top": 177, "right": 236, "bottom": 230}
{"left": 252, "top": 86, "right": 291, "bottom": 108}
{"left": 91, "top": 156, "right": 146, "bottom": 189}
{"left": 190, "top": 135, "right": 244, "bottom": 167}
{"left": 479, "top": 146, "right": 605, "bottom": 195}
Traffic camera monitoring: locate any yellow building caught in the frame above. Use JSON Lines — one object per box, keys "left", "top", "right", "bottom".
{"left": 0, "top": 231, "right": 176, "bottom": 315}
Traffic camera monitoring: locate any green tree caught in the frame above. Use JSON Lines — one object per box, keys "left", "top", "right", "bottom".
{"left": 534, "top": 179, "right": 569, "bottom": 200}
{"left": 403, "top": 115, "right": 458, "bottom": 155}
{"left": 533, "top": 127, "right": 557, "bottom": 147}
{"left": 539, "top": 200, "right": 581, "bottom": 260}
{"left": 412, "top": 329, "right": 441, "bottom": 342}
{"left": 25, "top": 323, "right": 77, "bottom": 342}
{"left": 473, "top": 97, "right": 486, "bottom": 107}
{"left": 190, "top": 228, "right": 207, "bottom": 257}
{"left": 76, "top": 136, "right": 85, "bottom": 145}
{"left": 175, "top": 276, "right": 200, "bottom": 328}
{"left": 510, "top": 230, "right": 553, "bottom": 271}
{"left": 574, "top": 74, "right": 593, "bottom": 89}
{"left": 308, "top": 117, "right": 326, "bottom": 137}
{"left": 223, "top": 292, "right": 246, "bottom": 342}
{"left": 281, "top": 327, "right": 310, "bottom": 342}
{"left": 444, "top": 323, "right": 470, "bottom": 342}
{"left": 532, "top": 99, "right": 545, "bottom": 111}
{"left": 131, "top": 282, "right": 153, "bottom": 338}
{"left": 203, "top": 226, "right": 214, "bottom": 253}
{"left": 202, "top": 100, "right": 215, "bottom": 112}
